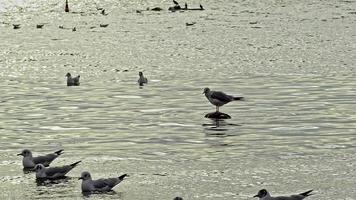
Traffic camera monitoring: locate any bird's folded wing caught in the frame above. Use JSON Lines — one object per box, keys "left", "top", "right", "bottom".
{"left": 210, "top": 91, "right": 232, "bottom": 102}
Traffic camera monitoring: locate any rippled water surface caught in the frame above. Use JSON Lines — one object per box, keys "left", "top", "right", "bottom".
{"left": 1, "top": 0, "right": 356, "bottom": 199}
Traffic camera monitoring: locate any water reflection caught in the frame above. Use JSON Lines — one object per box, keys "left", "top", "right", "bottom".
{"left": 202, "top": 118, "right": 241, "bottom": 133}
{"left": 36, "top": 177, "right": 71, "bottom": 186}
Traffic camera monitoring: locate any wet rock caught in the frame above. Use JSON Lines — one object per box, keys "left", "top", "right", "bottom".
{"left": 205, "top": 111, "right": 231, "bottom": 119}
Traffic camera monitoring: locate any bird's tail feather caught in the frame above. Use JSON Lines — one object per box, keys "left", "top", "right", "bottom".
{"left": 299, "top": 190, "right": 314, "bottom": 197}
{"left": 54, "top": 149, "right": 64, "bottom": 155}
{"left": 233, "top": 96, "right": 244, "bottom": 101}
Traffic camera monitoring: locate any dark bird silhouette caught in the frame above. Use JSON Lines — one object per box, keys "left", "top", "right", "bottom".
{"left": 66, "top": 73, "right": 80, "bottom": 86}
{"left": 254, "top": 189, "right": 314, "bottom": 200}
{"left": 65, "top": 0, "right": 69, "bottom": 12}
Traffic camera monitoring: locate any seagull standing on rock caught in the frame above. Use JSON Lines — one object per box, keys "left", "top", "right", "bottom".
{"left": 79, "top": 171, "right": 127, "bottom": 193}
{"left": 203, "top": 87, "right": 244, "bottom": 112}
{"left": 253, "top": 189, "right": 314, "bottom": 200}
{"left": 17, "top": 149, "right": 63, "bottom": 169}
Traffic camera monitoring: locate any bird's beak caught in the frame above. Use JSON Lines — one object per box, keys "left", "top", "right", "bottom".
{"left": 78, "top": 177, "right": 83, "bottom": 180}
{"left": 202, "top": 91, "right": 205, "bottom": 94}
{"left": 17, "top": 153, "right": 23, "bottom": 156}
{"left": 253, "top": 194, "right": 259, "bottom": 198}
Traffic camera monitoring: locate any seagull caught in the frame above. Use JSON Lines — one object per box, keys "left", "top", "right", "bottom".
{"left": 79, "top": 171, "right": 127, "bottom": 193}
{"left": 203, "top": 87, "right": 244, "bottom": 112}
{"left": 253, "top": 189, "right": 314, "bottom": 200}
{"left": 35, "top": 161, "right": 81, "bottom": 180}
{"left": 66, "top": 72, "right": 80, "bottom": 86}
{"left": 17, "top": 149, "right": 63, "bottom": 169}
{"left": 138, "top": 71, "right": 148, "bottom": 86}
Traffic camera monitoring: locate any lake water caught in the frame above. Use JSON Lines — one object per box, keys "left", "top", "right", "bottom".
{"left": 0, "top": 0, "right": 356, "bottom": 199}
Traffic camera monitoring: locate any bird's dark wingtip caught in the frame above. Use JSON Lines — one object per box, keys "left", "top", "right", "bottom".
{"left": 299, "top": 190, "right": 314, "bottom": 197}
{"left": 71, "top": 161, "right": 82, "bottom": 167}
{"left": 55, "top": 149, "right": 64, "bottom": 155}
{"left": 118, "top": 174, "right": 127, "bottom": 180}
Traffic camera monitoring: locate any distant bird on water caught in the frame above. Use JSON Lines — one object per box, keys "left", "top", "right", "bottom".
{"left": 65, "top": 0, "right": 69, "bottom": 12}
{"left": 138, "top": 71, "right": 148, "bottom": 86}
{"left": 203, "top": 87, "right": 244, "bottom": 112}
{"left": 17, "top": 149, "right": 63, "bottom": 169}
{"left": 66, "top": 72, "right": 80, "bottom": 86}
{"left": 253, "top": 189, "right": 314, "bottom": 200}
{"left": 173, "top": 197, "right": 184, "bottom": 200}
{"left": 79, "top": 171, "right": 127, "bottom": 193}
{"left": 35, "top": 161, "right": 81, "bottom": 180}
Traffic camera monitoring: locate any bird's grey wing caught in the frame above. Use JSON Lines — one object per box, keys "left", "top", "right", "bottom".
{"left": 33, "top": 154, "right": 58, "bottom": 166}
{"left": 93, "top": 178, "right": 120, "bottom": 190}
{"left": 210, "top": 91, "right": 233, "bottom": 102}
{"left": 273, "top": 196, "right": 301, "bottom": 200}
{"left": 92, "top": 178, "right": 112, "bottom": 190}
{"left": 44, "top": 166, "right": 71, "bottom": 177}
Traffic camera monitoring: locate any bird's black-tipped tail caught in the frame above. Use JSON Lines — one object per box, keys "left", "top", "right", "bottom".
{"left": 233, "top": 96, "right": 244, "bottom": 101}
{"left": 55, "top": 149, "right": 64, "bottom": 155}
{"left": 70, "top": 161, "right": 82, "bottom": 167}
{"left": 299, "top": 190, "right": 314, "bottom": 197}
{"left": 118, "top": 174, "right": 127, "bottom": 180}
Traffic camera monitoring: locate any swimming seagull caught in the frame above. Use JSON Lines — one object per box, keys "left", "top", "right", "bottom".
{"left": 253, "top": 189, "right": 314, "bottom": 200}
{"left": 66, "top": 72, "right": 80, "bottom": 86}
{"left": 35, "top": 161, "right": 81, "bottom": 180}
{"left": 138, "top": 71, "right": 148, "bottom": 86}
{"left": 79, "top": 171, "right": 127, "bottom": 193}
{"left": 203, "top": 87, "right": 244, "bottom": 112}
{"left": 17, "top": 149, "right": 63, "bottom": 168}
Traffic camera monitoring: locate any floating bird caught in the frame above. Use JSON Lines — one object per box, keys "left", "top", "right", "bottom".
{"left": 186, "top": 22, "right": 196, "bottom": 26}
{"left": 17, "top": 149, "right": 63, "bottom": 169}
{"left": 254, "top": 189, "right": 314, "bottom": 200}
{"left": 66, "top": 72, "right": 80, "bottom": 86}
{"left": 203, "top": 88, "right": 244, "bottom": 112}
{"left": 13, "top": 24, "right": 20, "bottom": 29}
{"left": 138, "top": 71, "right": 148, "bottom": 86}
{"left": 101, "top": 9, "right": 106, "bottom": 15}
{"left": 151, "top": 7, "right": 163, "bottom": 11}
{"left": 35, "top": 161, "right": 81, "bottom": 180}
{"left": 65, "top": 0, "right": 69, "bottom": 12}
{"left": 36, "top": 24, "right": 44, "bottom": 29}
{"left": 72, "top": 27, "right": 76, "bottom": 31}
{"left": 79, "top": 171, "right": 127, "bottom": 193}
{"left": 173, "top": 197, "right": 184, "bottom": 200}
{"left": 99, "top": 24, "right": 109, "bottom": 28}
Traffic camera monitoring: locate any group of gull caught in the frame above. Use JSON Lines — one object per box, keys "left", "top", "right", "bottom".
{"left": 18, "top": 71, "right": 314, "bottom": 199}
